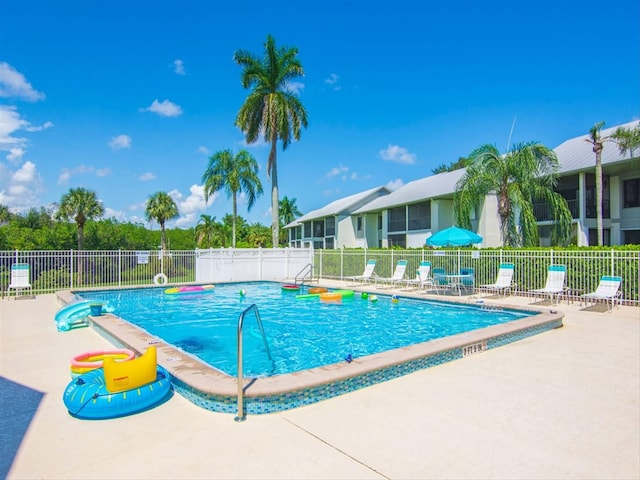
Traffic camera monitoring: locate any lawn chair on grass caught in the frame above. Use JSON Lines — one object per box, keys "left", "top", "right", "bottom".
{"left": 479, "top": 263, "right": 516, "bottom": 297}
{"left": 528, "top": 264, "right": 566, "bottom": 305}
{"left": 7, "top": 263, "right": 33, "bottom": 299}
{"left": 581, "top": 276, "right": 622, "bottom": 312}
{"left": 376, "top": 260, "right": 408, "bottom": 288}
{"left": 347, "top": 259, "right": 377, "bottom": 285}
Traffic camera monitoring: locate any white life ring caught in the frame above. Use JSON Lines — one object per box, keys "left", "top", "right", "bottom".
{"left": 153, "top": 273, "right": 168, "bottom": 285}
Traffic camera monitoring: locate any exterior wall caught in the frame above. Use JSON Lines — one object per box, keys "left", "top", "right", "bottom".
{"left": 476, "top": 194, "right": 502, "bottom": 247}
{"left": 336, "top": 215, "right": 359, "bottom": 248}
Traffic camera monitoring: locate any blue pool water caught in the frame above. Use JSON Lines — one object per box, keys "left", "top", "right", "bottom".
{"left": 77, "top": 282, "right": 532, "bottom": 378}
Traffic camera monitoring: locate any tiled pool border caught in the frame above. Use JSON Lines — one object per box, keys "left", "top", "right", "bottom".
{"left": 57, "top": 287, "right": 563, "bottom": 416}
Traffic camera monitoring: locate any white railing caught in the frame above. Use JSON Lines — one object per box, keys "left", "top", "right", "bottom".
{"left": 1, "top": 247, "right": 638, "bottom": 306}
{"left": 314, "top": 248, "right": 640, "bottom": 306}
{"left": 0, "top": 248, "right": 313, "bottom": 296}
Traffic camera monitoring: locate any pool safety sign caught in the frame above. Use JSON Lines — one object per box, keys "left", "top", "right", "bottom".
{"left": 136, "top": 251, "right": 150, "bottom": 264}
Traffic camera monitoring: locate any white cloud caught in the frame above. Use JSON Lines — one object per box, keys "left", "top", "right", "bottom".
{"left": 325, "top": 164, "right": 349, "bottom": 180}
{"left": 108, "top": 134, "right": 132, "bottom": 150}
{"left": 57, "top": 164, "right": 106, "bottom": 184}
{"left": 139, "top": 172, "right": 156, "bottom": 181}
{"left": 385, "top": 178, "right": 404, "bottom": 191}
{"left": 0, "top": 62, "right": 45, "bottom": 101}
{"left": 324, "top": 73, "right": 341, "bottom": 91}
{"left": 197, "top": 146, "right": 210, "bottom": 155}
{"left": 0, "top": 105, "right": 28, "bottom": 148}
{"left": 140, "top": 99, "right": 183, "bottom": 117}
{"left": 379, "top": 144, "right": 417, "bottom": 165}
{"left": 287, "top": 81, "right": 305, "bottom": 95}
{"left": 173, "top": 59, "right": 186, "bottom": 75}
{"left": 0, "top": 160, "right": 44, "bottom": 212}
{"left": 6, "top": 147, "right": 25, "bottom": 163}
{"left": 25, "top": 121, "right": 53, "bottom": 132}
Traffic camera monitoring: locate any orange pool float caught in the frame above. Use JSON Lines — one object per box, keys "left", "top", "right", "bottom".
{"left": 308, "top": 287, "right": 328, "bottom": 294}
{"left": 319, "top": 292, "right": 342, "bottom": 303}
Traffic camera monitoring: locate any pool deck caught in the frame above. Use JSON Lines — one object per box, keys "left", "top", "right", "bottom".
{"left": 1, "top": 281, "right": 639, "bottom": 479}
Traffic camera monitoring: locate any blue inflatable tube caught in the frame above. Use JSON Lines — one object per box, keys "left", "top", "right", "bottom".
{"left": 63, "top": 366, "right": 172, "bottom": 419}
{"left": 55, "top": 300, "right": 114, "bottom": 332}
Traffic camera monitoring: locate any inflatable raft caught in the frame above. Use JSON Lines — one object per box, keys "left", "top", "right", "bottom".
{"left": 164, "top": 285, "right": 215, "bottom": 295}
{"left": 296, "top": 289, "right": 355, "bottom": 300}
{"left": 63, "top": 347, "right": 171, "bottom": 419}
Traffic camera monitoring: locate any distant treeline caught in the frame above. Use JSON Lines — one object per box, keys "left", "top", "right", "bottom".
{"left": 0, "top": 208, "right": 274, "bottom": 250}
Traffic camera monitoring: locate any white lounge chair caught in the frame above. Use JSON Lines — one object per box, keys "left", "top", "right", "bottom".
{"left": 376, "top": 260, "right": 408, "bottom": 288}
{"left": 403, "top": 261, "right": 437, "bottom": 292}
{"left": 347, "top": 259, "right": 377, "bottom": 285}
{"left": 480, "top": 263, "right": 516, "bottom": 297}
{"left": 581, "top": 276, "right": 622, "bottom": 312}
{"left": 7, "top": 263, "right": 33, "bottom": 298}
{"left": 528, "top": 264, "right": 566, "bottom": 305}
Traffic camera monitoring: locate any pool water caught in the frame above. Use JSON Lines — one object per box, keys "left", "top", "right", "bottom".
{"left": 78, "top": 282, "right": 532, "bottom": 378}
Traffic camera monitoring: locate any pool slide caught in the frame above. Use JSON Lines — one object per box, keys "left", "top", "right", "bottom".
{"left": 55, "top": 300, "right": 113, "bottom": 332}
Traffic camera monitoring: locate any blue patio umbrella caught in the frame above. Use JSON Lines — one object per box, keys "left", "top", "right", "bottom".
{"left": 426, "top": 226, "right": 483, "bottom": 247}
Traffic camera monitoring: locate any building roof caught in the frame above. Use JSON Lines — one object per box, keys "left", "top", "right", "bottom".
{"left": 554, "top": 120, "right": 639, "bottom": 174}
{"left": 352, "top": 169, "right": 466, "bottom": 214}
{"left": 284, "top": 185, "right": 390, "bottom": 228}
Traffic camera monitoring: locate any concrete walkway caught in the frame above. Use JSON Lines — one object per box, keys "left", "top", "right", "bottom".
{"left": 1, "top": 290, "right": 638, "bottom": 480}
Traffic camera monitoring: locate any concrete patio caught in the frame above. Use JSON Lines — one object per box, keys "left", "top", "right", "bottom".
{"left": 1, "top": 286, "right": 638, "bottom": 480}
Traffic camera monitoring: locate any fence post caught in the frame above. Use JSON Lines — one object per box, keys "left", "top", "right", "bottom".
{"left": 118, "top": 249, "right": 122, "bottom": 287}
{"left": 70, "top": 250, "right": 74, "bottom": 289}
{"left": 611, "top": 249, "right": 615, "bottom": 276}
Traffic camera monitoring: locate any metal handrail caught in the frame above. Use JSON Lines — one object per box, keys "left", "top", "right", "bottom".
{"left": 235, "top": 303, "right": 273, "bottom": 422}
{"left": 294, "top": 262, "right": 313, "bottom": 285}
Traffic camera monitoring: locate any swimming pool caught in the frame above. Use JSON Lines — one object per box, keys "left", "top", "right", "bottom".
{"left": 77, "top": 282, "right": 533, "bottom": 377}
{"left": 63, "top": 282, "right": 563, "bottom": 416}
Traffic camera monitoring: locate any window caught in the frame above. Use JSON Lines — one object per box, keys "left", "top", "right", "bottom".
{"left": 324, "top": 237, "right": 334, "bottom": 249}
{"left": 313, "top": 220, "right": 324, "bottom": 237}
{"left": 378, "top": 214, "right": 382, "bottom": 230}
{"left": 588, "top": 228, "right": 611, "bottom": 246}
{"left": 623, "top": 179, "right": 640, "bottom": 208}
{"left": 304, "top": 222, "right": 311, "bottom": 237}
{"left": 624, "top": 230, "right": 640, "bottom": 245}
{"left": 388, "top": 234, "right": 406, "bottom": 248}
{"left": 388, "top": 207, "right": 406, "bottom": 232}
{"left": 325, "top": 216, "right": 336, "bottom": 236}
{"left": 356, "top": 216, "right": 363, "bottom": 232}
{"left": 407, "top": 201, "right": 431, "bottom": 230}
{"left": 313, "top": 240, "right": 324, "bottom": 249}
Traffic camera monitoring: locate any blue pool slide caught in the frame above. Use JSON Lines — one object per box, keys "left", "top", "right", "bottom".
{"left": 55, "top": 301, "right": 113, "bottom": 332}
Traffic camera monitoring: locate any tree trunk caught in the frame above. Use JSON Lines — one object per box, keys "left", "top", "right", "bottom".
{"left": 160, "top": 221, "right": 167, "bottom": 255}
{"left": 595, "top": 151, "right": 603, "bottom": 246}
{"left": 270, "top": 139, "right": 279, "bottom": 248}
{"left": 232, "top": 192, "right": 237, "bottom": 248}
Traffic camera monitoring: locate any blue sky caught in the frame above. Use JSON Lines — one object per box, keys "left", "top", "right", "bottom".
{"left": 1, "top": 0, "right": 638, "bottom": 229}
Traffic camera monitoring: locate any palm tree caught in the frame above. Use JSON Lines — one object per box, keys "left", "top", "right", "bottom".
{"left": 279, "top": 196, "right": 302, "bottom": 226}
{"left": 454, "top": 142, "right": 572, "bottom": 247}
{"left": 202, "top": 149, "right": 263, "bottom": 248}
{"left": 195, "top": 214, "right": 220, "bottom": 248}
{"left": 279, "top": 196, "right": 302, "bottom": 244}
{"left": 234, "top": 34, "right": 308, "bottom": 248}
{"left": 145, "top": 191, "right": 179, "bottom": 255}
{"left": 611, "top": 121, "right": 640, "bottom": 157}
{"left": 55, "top": 187, "right": 104, "bottom": 250}
{"left": 585, "top": 122, "right": 608, "bottom": 246}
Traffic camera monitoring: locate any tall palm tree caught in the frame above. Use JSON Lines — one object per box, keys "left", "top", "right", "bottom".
{"left": 195, "top": 214, "right": 220, "bottom": 248}
{"left": 585, "top": 121, "right": 608, "bottom": 246}
{"left": 55, "top": 187, "right": 104, "bottom": 250}
{"left": 279, "top": 195, "right": 302, "bottom": 226}
{"left": 279, "top": 196, "right": 302, "bottom": 244}
{"left": 202, "top": 149, "right": 263, "bottom": 248}
{"left": 454, "top": 142, "right": 572, "bottom": 247}
{"left": 234, "top": 34, "right": 308, "bottom": 248}
{"left": 145, "top": 191, "right": 179, "bottom": 255}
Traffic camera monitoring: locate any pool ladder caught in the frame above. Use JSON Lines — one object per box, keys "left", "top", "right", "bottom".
{"left": 235, "top": 303, "right": 273, "bottom": 422}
